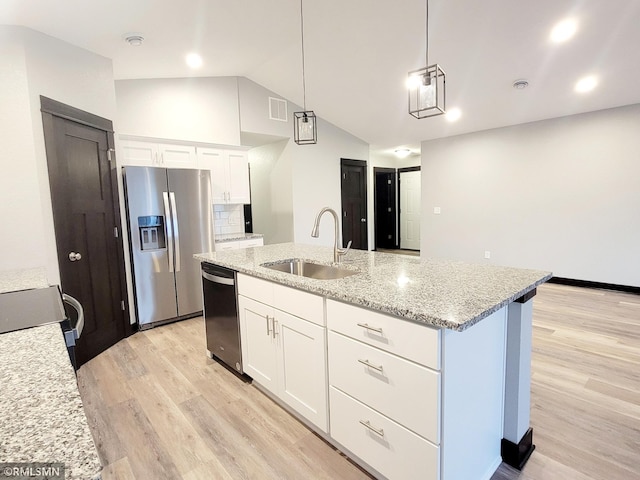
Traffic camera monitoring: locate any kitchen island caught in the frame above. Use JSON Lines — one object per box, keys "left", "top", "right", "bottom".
{"left": 195, "top": 243, "right": 552, "bottom": 480}
{"left": 0, "top": 268, "right": 102, "bottom": 480}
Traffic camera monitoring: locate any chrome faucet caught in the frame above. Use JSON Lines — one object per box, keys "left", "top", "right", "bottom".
{"left": 311, "top": 207, "right": 352, "bottom": 263}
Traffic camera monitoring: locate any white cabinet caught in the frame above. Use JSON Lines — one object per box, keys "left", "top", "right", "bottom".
{"left": 238, "top": 275, "right": 327, "bottom": 432}
{"left": 119, "top": 139, "right": 196, "bottom": 168}
{"left": 214, "top": 237, "right": 263, "bottom": 252}
{"left": 327, "top": 299, "right": 441, "bottom": 480}
{"left": 197, "top": 147, "right": 250, "bottom": 204}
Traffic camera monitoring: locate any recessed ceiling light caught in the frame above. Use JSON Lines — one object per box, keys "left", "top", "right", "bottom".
{"left": 550, "top": 19, "right": 578, "bottom": 43}
{"left": 394, "top": 148, "right": 411, "bottom": 158}
{"left": 445, "top": 108, "right": 461, "bottom": 122}
{"left": 575, "top": 75, "right": 598, "bottom": 93}
{"left": 124, "top": 34, "right": 144, "bottom": 47}
{"left": 512, "top": 79, "right": 529, "bottom": 90}
{"left": 186, "top": 53, "right": 203, "bottom": 69}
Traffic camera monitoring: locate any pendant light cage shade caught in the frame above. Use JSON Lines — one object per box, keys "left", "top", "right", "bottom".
{"left": 408, "top": 64, "right": 446, "bottom": 119}
{"left": 294, "top": 111, "right": 317, "bottom": 145}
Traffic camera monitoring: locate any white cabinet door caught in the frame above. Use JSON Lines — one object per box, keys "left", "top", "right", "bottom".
{"left": 120, "top": 140, "right": 197, "bottom": 168}
{"left": 239, "top": 296, "right": 277, "bottom": 393}
{"left": 277, "top": 310, "right": 328, "bottom": 431}
{"left": 197, "top": 147, "right": 227, "bottom": 203}
{"left": 120, "top": 140, "right": 159, "bottom": 166}
{"left": 227, "top": 151, "right": 250, "bottom": 204}
{"left": 197, "top": 148, "right": 250, "bottom": 204}
{"left": 158, "top": 144, "right": 197, "bottom": 168}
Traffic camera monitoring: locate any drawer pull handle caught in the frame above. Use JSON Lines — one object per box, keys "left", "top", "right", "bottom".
{"left": 359, "top": 420, "right": 385, "bottom": 437}
{"left": 358, "top": 359, "right": 384, "bottom": 373}
{"left": 356, "top": 323, "right": 383, "bottom": 334}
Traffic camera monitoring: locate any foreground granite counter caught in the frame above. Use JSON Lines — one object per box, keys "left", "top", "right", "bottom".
{"left": 195, "top": 243, "right": 552, "bottom": 331}
{"left": 0, "top": 268, "right": 102, "bottom": 480}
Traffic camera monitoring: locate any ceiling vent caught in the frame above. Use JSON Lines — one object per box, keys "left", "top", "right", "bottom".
{"left": 269, "top": 97, "right": 288, "bottom": 122}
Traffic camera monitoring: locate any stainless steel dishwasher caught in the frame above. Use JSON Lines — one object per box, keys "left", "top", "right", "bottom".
{"left": 201, "top": 263, "right": 243, "bottom": 374}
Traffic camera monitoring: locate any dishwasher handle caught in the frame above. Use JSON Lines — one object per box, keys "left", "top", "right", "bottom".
{"left": 202, "top": 270, "right": 235, "bottom": 286}
{"left": 62, "top": 293, "right": 84, "bottom": 340}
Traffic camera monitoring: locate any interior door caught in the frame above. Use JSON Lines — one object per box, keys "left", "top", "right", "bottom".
{"left": 41, "top": 97, "right": 128, "bottom": 366}
{"left": 374, "top": 168, "right": 397, "bottom": 249}
{"left": 168, "top": 169, "right": 214, "bottom": 317}
{"left": 340, "top": 158, "right": 368, "bottom": 250}
{"left": 399, "top": 168, "right": 421, "bottom": 250}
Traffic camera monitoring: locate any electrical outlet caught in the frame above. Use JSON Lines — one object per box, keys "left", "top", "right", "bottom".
{"left": 484, "top": 251, "right": 491, "bottom": 259}
{"left": 433, "top": 206, "right": 441, "bottom": 214}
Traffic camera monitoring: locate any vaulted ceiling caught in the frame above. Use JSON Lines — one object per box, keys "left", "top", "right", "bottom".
{"left": 3, "top": 0, "right": 640, "bottom": 156}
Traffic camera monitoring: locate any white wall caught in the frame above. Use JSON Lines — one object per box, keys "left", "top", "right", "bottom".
{"left": 292, "top": 118, "right": 369, "bottom": 248}
{"left": 0, "top": 26, "right": 118, "bottom": 285}
{"left": 115, "top": 77, "right": 241, "bottom": 145}
{"left": 248, "top": 140, "right": 294, "bottom": 245}
{"left": 367, "top": 152, "right": 421, "bottom": 249}
{"left": 238, "top": 77, "right": 291, "bottom": 138}
{"left": 0, "top": 27, "right": 46, "bottom": 272}
{"left": 421, "top": 104, "right": 640, "bottom": 287}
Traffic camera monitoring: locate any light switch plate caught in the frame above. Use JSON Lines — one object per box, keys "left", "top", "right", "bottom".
{"left": 433, "top": 207, "right": 441, "bottom": 214}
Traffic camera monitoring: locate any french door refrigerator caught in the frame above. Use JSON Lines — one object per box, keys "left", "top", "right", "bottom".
{"left": 123, "top": 166, "right": 214, "bottom": 329}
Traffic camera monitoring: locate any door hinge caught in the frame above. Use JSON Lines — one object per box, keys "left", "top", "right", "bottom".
{"left": 388, "top": 179, "right": 392, "bottom": 185}
{"left": 107, "top": 148, "right": 115, "bottom": 162}
{"left": 342, "top": 173, "right": 346, "bottom": 180}
{"left": 343, "top": 211, "right": 347, "bottom": 217}
{"left": 121, "top": 300, "right": 126, "bottom": 311}
{"left": 113, "top": 226, "right": 119, "bottom": 238}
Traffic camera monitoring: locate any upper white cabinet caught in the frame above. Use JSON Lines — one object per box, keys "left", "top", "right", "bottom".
{"left": 119, "top": 139, "right": 197, "bottom": 168}
{"left": 198, "top": 147, "right": 250, "bottom": 204}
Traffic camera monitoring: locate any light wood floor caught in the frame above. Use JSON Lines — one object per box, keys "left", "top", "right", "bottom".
{"left": 76, "top": 283, "right": 640, "bottom": 480}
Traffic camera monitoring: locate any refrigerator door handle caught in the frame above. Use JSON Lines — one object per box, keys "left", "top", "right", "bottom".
{"left": 162, "top": 191, "right": 174, "bottom": 273}
{"left": 170, "top": 191, "right": 181, "bottom": 272}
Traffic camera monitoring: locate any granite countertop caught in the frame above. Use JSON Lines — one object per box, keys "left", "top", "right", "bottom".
{"left": 0, "top": 268, "right": 102, "bottom": 480}
{"left": 0, "top": 267, "right": 49, "bottom": 293}
{"left": 215, "top": 233, "right": 264, "bottom": 243}
{"left": 194, "top": 243, "right": 552, "bottom": 331}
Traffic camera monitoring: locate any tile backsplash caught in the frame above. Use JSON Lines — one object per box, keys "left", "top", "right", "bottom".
{"left": 213, "top": 204, "right": 245, "bottom": 235}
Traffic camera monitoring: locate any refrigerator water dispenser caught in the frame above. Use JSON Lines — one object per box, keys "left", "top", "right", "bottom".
{"left": 138, "top": 215, "right": 166, "bottom": 251}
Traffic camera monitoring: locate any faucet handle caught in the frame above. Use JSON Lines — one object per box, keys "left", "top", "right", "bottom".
{"left": 338, "top": 240, "right": 352, "bottom": 261}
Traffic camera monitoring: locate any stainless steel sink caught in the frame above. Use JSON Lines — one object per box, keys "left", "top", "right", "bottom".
{"left": 261, "top": 259, "right": 358, "bottom": 280}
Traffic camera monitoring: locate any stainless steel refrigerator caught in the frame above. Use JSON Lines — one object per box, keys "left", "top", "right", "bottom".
{"left": 123, "top": 166, "right": 214, "bottom": 329}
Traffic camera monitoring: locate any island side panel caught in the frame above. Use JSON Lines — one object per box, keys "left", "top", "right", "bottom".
{"left": 501, "top": 296, "right": 535, "bottom": 469}
{"left": 441, "top": 306, "right": 507, "bottom": 480}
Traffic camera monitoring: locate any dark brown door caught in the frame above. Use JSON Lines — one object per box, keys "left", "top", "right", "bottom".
{"left": 374, "top": 167, "right": 397, "bottom": 249}
{"left": 41, "top": 97, "right": 128, "bottom": 367}
{"left": 340, "top": 158, "right": 368, "bottom": 250}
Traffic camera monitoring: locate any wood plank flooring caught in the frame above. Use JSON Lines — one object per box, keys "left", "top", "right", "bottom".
{"left": 76, "top": 283, "right": 640, "bottom": 480}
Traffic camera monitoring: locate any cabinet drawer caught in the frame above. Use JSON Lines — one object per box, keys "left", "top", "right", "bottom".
{"left": 237, "top": 274, "right": 324, "bottom": 326}
{"left": 327, "top": 299, "right": 440, "bottom": 370}
{"left": 329, "top": 331, "right": 440, "bottom": 443}
{"left": 330, "top": 386, "right": 439, "bottom": 480}
{"left": 238, "top": 273, "right": 273, "bottom": 305}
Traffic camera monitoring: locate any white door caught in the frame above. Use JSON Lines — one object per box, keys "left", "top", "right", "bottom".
{"left": 158, "top": 144, "right": 196, "bottom": 168}
{"left": 400, "top": 170, "right": 421, "bottom": 250}
{"left": 119, "top": 140, "right": 159, "bottom": 167}
{"left": 238, "top": 296, "right": 277, "bottom": 392}
{"left": 227, "top": 151, "right": 251, "bottom": 204}
{"left": 197, "top": 147, "right": 227, "bottom": 203}
{"left": 277, "top": 310, "right": 328, "bottom": 432}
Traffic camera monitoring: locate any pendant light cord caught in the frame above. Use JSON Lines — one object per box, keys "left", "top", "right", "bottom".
{"left": 300, "top": 0, "right": 307, "bottom": 111}
{"left": 425, "top": 0, "right": 429, "bottom": 66}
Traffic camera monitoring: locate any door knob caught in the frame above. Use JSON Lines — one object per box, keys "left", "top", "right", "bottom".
{"left": 68, "top": 252, "right": 82, "bottom": 262}
{"left": 361, "top": 218, "right": 367, "bottom": 223}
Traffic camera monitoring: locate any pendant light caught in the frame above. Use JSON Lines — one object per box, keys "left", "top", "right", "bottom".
{"left": 408, "top": 0, "right": 446, "bottom": 119}
{"left": 294, "top": 0, "right": 317, "bottom": 144}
